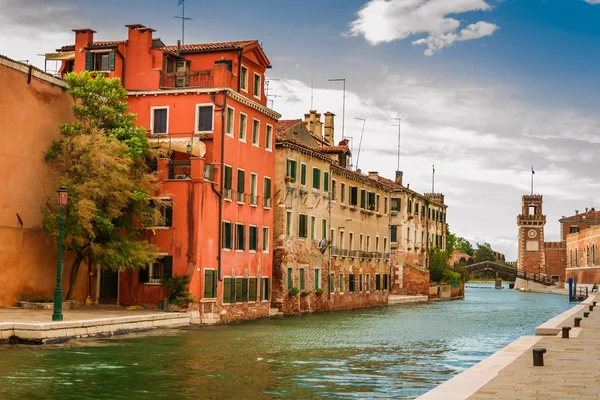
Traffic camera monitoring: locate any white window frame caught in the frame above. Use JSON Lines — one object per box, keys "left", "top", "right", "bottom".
{"left": 265, "top": 124, "right": 273, "bottom": 151}
{"left": 222, "top": 220, "right": 232, "bottom": 251}
{"left": 250, "top": 172, "right": 258, "bottom": 206}
{"left": 286, "top": 210, "right": 293, "bottom": 236}
{"left": 253, "top": 72, "right": 262, "bottom": 99}
{"left": 223, "top": 164, "right": 233, "bottom": 202}
{"left": 146, "top": 252, "right": 169, "bottom": 285}
{"left": 263, "top": 175, "right": 272, "bottom": 209}
{"left": 195, "top": 103, "right": 215, "bottom": 134}
{"left": 240, "top": 65, "right": 249, "bottom": 92}
{"left": 262, "top": 226, "right": 270, "bottom": 253}
{"left": 252, "top": 118, "right": 260, "bottom": 147}
{"left": 150, "top": 106, "right": 169, "bottom": 135}
{"left": 238, "top": 112, "right": 248, "bottom": 142}
{"left": 225, "top": 106, "right": 235, "bottom": 137}
{"left": 236, "top": 168, "right": 246, "bottom": 204}
{"left": 300, "top": 163, "right": 307, "bottom": 186}
{"left": 235, "top": 222, "right": 245, "bottom": 252}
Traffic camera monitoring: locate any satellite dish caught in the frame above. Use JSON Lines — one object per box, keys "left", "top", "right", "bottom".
{"left": 318, "top": 239, "right": 328, "bottom": 253}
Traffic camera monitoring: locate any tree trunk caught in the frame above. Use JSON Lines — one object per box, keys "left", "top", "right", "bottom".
{"left": 65, "top": 253, "right": 84, "bottom": 300}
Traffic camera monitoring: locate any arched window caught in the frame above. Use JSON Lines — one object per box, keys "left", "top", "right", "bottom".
{"left": 587, "top": 245, "right": 590, "bottom": 266}
{"left": 593, "top": 244, "right": 596, "bottom": 266}
{"left": 575, "top": 248, "right": 578, "bottom": 267}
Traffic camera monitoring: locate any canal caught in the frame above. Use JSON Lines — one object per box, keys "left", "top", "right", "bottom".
{"left": 0, "top": 285, "right": 572, "bottom": 399}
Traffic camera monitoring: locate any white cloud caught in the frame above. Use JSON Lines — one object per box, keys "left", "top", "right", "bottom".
{"left": 584, "top": 0, "right": 600, "bottom": 4}
{"left": 348, "top": 0, "right": 499, "bottom": 55}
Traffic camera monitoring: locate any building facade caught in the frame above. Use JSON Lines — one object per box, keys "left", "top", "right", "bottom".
{"left": 54, "top": 25, "right": 280, "bottom": 322}
{"left": 566, "top": 224, "right": 600, "bottom": 284}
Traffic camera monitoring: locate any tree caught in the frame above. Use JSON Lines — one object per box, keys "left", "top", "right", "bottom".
{"left": 444, "top": 223, "right": 457, "bottom": 258}
{"left": 43, "top": 72, "right": 162, "bottom": 300}
{"left": 429, "top": 248, "right": 449, "bottom": 282}
{"left": 474, "top": 243, "right": 498, "bottom": 263}
{"left": 456, "top": 237, "right": 474, "bottom": 256}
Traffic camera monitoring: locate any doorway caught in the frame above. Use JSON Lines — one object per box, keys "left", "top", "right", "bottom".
{"left": 99, "top": 268, "right": 118, "bottom": 305}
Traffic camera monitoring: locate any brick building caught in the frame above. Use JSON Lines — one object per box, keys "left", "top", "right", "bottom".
{"left": 566, "top": 224, "right": 600, "bottom": 284}
{"left": 53, "top": 25, "right": 280, "bottom": 322}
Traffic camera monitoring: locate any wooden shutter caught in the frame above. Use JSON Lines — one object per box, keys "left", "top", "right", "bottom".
{"left": 242, "top": 278, "right": 249, "bottom": 302}
{"left": 139, "top": 267, "right": 149, "bottom": 283}
{"left": 224, "top": 166, "right": 232, "bottom": 189}
{"left": 163, "top": 256, "right": 173, "bottom": 278}
{"left": 85, "top": 52, "right": 94, "bottom": 71}
{"left": 287, "top": 268, "right": 293, "bottom": 290}
{"left": 291, "top": 161, "right": 296, "bottom": 180}
{"left": 376, "top": 274, "right": 381, "bottom": 290}
{"left": 313, "top": 168, "right": 320, "bottom": 189}
{"left": 264, "top": 278, "right": 270, "bottom": 300}
{"left": 329, "top": 274, "right": 334, "bottom": 292}
{"left": 235, "top": 279, "right": 243, "bottom": 302}
{"left": 324, "top": 172, "right": 329, "bottom": 192}
{"left": 223, "top": 278, "right": 232, "bottom": 303}
{"left": 204, "top": 270, "right": 214, "bottom": 298}
{"left": 249, "top": 278, "right": 257, "bottom": 301}
{"left": 237, "top": 170, "right": 245, "bottom": 193}
{"left": 108, "top": 51, "right": 115, "bottom": 71}
{"left": 165, "top": 204, "right": 173, "bottom": 227}
{"left": 301, "top": 164, "right": 306, "bottom": 185}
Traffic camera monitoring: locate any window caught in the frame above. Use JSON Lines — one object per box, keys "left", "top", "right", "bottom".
{"left": 224, "top": 165, "right": 233, "bottom": 200}
{"left": 223, "top": 277, "right": 235, "bottom": 303}
{"left": 349, "top": 233, "right": 354, "bottom": 250}
{"left": 366, "top": 236, "right": 371, "bottom": 252}
{"left": 239, "top": 113, "right": 247, "bottom": 141}
{"left": 321, "top": 219, "right": 327, "bottom": 240}
{"left": 151, "top": 107, "right": 168, "bottom": 134}
{"left": 331, "top": 229, "right": 335, "bottom": 246}
{"left": 236, "top": 169, "right": 245, "bottom": 203}
{"left": 391, "top": 198, "right": 401, "bottom": 212}
{"left": 235, "top": 278, "right": 248, "bottom": 302}
{"left": 249, "top": 226, "right": 258, "bottom": 251}
{"left": 375, "top": 194, "right": 380, "bottom": 212}
{"left": 139, "top": 255, "right": 172, "bottom": 284}
{"left": 359, "top": 234, "right": 364, "bottom": 251}
{"left": 366, "top": 275, "right": 370, "bottom": 291}
{"left": 383, "top": 274, "right": 388, "bottom": 290}
{"left": 236, "top": 223, "right": 245, "bottom": 250}
{"left": 286, "top": 211, "right": 292, "bottom": 236}
{"left": 203, "top": 269, "right": 217, "bottom": 298}
{"left": 332, "top": 180, "right": 337, "bottom": 200}
{"left": 368, "top": 192, "right": 375, "bottom": 210}
{"left": 384, "top": 197, "right": 388, "bottom": 214}
{"left": 349, "top": 274, "right": 355, "bottom": 292}
{"left": 252, "top": 119, "right": 260, "bottom": 146}
{"left": 222, "top": 221, "right": 233, "bottom": 249}
{"left": 249, "top": 277, "right": 258, "bottom": 302}
{"left": 341, "top": 183, "right": 346, "bottom": 203}
{"left": 250, "top": 173, "right": 258, "bottom": 205}
{"left": 240, "top": 66, "right": 248, "bottom": 91}
{"left": 196, "top": 105, "right": 214, "bottom": 132}
{"left": 300, "top": 163, "right": 307, "bottom": 186}
{"left": 299, "top": 214, "right": 308, "bottom": 238}
{"left": 391, "top": 226, "right": 398, "bottom": 243}
{"left": 260, "top": 277, "right": 270, "bottom": 300}
{"left": 314, "top": 269, "right": 321, "bottom": 290}
{"left": 253, "top": 73, "right": 261, "bottom": 98}
{"left": 359, "top": 274, "right": 363, "bottom": 291}
{"left": 287, "top": 267, "right": 293, "bottom": 290}
{"left": 265, "top": 125, "right": 273, "bottom": 151}
{"left": 375, "top": 237, "right": 380, "bottom": 253}
{"left": 593, "top": 244, "right": 597, "bottom": 265}
{"left": 350, "top": 186, "right": 358, "bottom": 206}
{"left": 339, "top": 230, "right": 345, "bottom": 249}
{"left": 415, "top": 202, "right": 419, "bottom": 216}
{"left": 85, "top": 51, "right": 115, "bottom": 71}
{"left": 339, "top": 273, "right": 344, "bottom": 292}
{"left": 313, "top": 168, "right": 321, "bottom": 190}
{"left": 262, "top": 227, "right": 269, "bottom": 252}
{"left": 324, "top": 172, "right": 329, "bottom": 192}
{"left": 150, "top": 199, "right": 173, "bottom": 227}
{"left": 383, "top": 237, "right": 387, "bottom": 253}
{"left": 376, "top": 274, "right": 381, "bottom": 290}
{"left": 407, "top": 227, "right": 410, "bottom": 243}
{"left": 360, "top": 189, "right": 366, "bottom": 209}
{"left": 286, "top": 159, "right": 297, "bottom": 181}
{"left": 263, "top": 177, "right": 272, "bottom": 208}
{"left": 310, "top": 216, "right": 316, "bottom": 240}
{"left": 570, "top": 226, "right": 580, "bottom": 234}
{"left": 408, "top": 199, "right": 413, "bottom": 214}
{"left": 225, "top": 106, "right": 234, "bottom": 136}
{"left": 299, "top": 268, "right": 305, "bottom": 290}
{"left": 421, "top": 205, "right": 425, "bottom": 218}
{"left": 330, "top": 273, "right": 335, "bottom": 292}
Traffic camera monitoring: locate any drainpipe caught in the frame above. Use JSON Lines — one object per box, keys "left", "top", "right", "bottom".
{"left": 237, "top": 50, "right": 243, "bottom": 91}
{"left": 211, "top": 91, "right": 228, "bottom": 281}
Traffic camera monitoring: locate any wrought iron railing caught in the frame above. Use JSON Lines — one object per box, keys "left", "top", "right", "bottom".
{"left": 204, "top": 164, "right": 217, "bottom": 183}
{"left": 224, "top": 188, "right": 232, "bottom": 200}
{"left": 167, "top": 160, "right": 191, "bottom": 180}
{"left": 250, "top": 195, "right": 258, "bottom": 206}
{"left": 263, "top": 197, "right": 272, "bottom": 208}
{"left": 160, "top": 69, "right": 214, "bottom": 89}
{"left": 236, "top": 191, "right": 245, "bottom": 203}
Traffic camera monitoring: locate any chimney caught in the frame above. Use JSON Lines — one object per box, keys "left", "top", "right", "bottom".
{"left": 73, "top": 28, "right": 96, "bottom": 48}
{"left": 586, "top": 207, "right": 589, "bottom": 213}
{"left": 576, "top": 210, "right": 579, "bottom": 215}
{"left": 356, "top": 168, "right": 362, "bottom": 175}
{"left": 395, "top": 171, "right": 403, "bottom": 186}
{"left": 303, "top": 110, "right": 323, "bottom": 142}
{"left": 368, "top": 171, "right": 379, "bottom": 181}
{"left": 324, "top": 111, "right": 335, "bottom": 146}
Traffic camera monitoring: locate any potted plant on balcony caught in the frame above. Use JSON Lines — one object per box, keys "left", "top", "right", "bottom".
{"left": 300, "top": 290, "right": 312, "bottom": 297}
{"left": 289, "top": 287, "right": 300, "bottom": 297}
{"left": 285, "top": 176, "right": 295, "bottom": 183}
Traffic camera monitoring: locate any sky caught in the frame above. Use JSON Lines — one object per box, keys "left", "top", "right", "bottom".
{"left": 2, "top": 0, "right": 600, "bottom": 260}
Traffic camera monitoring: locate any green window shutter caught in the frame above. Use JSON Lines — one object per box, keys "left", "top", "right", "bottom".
{"left": 299, "top": 269, "right": 305, "bottom": 290}
{"left": 235, "top": 279, "right": 243, "bottom": 302}
{"left": 312, "top": 168, "right": 320, "bottom": 189}
{"left": 85, "top": 52, "right": 94, "bottom": 71}
{"left": 242, "top": 278, "right": 249, "bottom": 302}
{"left": 204, "top": 270, "right": 214, "bottom": 298}
{"left": 301, "top": 164, "right": 307, "bottom": 185}
{"left": 237, "top": 170, "right": 245, "bottom": 193}
{"left": 287, "top": 267, "right": 293, "bottom": 290}
{"left": 376, "top": 274, "right": 381, "bottom": 290}
{"left": 262, "top": 277, "right": 270, "bottom": 300}
{"left": 249, "top": 278, "right": 257, "bottom": 301}
{"left": 139, "top": 267, "right": 149, "bottom": 283}
{"left": 108, "top": 51, "right": 115, "bottom": 71}
{"left": 361, "top": 190, "right": 366, "bottom": 208}
{"left": 329, "top": 274, "right": 334, "bottom": 292}
{"left": 224, "top": 167, "right": 232, "bottom": 189}
{"left": 324, "top": 172, "right": 329, "bottom": 192}
{"left": 223, "top": 278, "right": 232, "bottom": 303}
{"left": 291, "top": 161, "right": 297, "bottom": 180}
{"left": 163, "top": 256, "right": 173, "bottom": 278}
{"left": 165, "top": 205, "right": 173, "bottom": 227}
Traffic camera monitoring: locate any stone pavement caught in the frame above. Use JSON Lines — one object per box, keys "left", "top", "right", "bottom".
{"left": 0, "top": 306, "right": 162, "bottom": 323}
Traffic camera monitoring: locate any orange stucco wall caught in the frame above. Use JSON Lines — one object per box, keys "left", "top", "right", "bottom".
{"left": 0, "top": 57, "right": 90, "bottom": 307}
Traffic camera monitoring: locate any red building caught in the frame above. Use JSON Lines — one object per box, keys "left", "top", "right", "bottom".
{"left": 54, "top": 25, "right": 280, "bottom": 322}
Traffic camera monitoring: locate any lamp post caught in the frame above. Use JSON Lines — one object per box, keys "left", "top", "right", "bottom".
{"left": 52, "top": 186, "right": 68, "bottom": 321}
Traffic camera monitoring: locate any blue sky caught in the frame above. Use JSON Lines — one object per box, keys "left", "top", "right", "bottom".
{"left": 1, "top": 0, "right": 600, "bottom": 259}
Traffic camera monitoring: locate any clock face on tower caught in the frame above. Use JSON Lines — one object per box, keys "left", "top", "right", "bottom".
{"left": 528, "top": 229, "right": 538, "bottom": 239}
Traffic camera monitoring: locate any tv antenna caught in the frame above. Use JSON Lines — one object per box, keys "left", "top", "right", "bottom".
{"left": 390, "top": 117, "right": 402, "bottom": 171}
{"left": 354, "top": 118, "right": 366, "bottom": 170}
{"left": 329, "top": 78, "right": 346, "bottom": 141}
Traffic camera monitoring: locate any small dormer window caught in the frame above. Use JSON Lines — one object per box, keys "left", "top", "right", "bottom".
{"left": 85, "top": 51, "right": 115, "bottom": 72}
{"left": 253, "top": 73, "right": 261, "bottom": 98}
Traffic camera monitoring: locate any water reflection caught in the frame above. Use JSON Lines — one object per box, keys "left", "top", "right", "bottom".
{"left": 0, "top": 285, "right": 572, "bottom": 399}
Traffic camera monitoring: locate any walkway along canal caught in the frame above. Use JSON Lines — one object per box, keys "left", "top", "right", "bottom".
{"left": 0, "top": 285, "right": 572, "bottom": 399}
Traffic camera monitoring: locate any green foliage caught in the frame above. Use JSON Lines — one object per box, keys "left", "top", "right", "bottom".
{"left": 289, "top": 287, "right": 300, "bottom": 297}
{"left": 301, "top": 290, "right": 313, "bottom": 297}
{"left": 316, "top": 288, "right": 325, "bottom": 295}
{"left": 429, "top": 248, "right": 449, "bottom": 282}
{"left": 456, "top": 237, "right": 474, "bottom": 256}
{"left": 474, "top": 243, "right": 498, "bottom": 263}
{"left": 161, "top": 275, "right": 194, "bottom": 307}
{"left": 444, "top": 223, "right": 457, "bottom": 258}
{"left": 441, "top": 270, "right": 463, "bottom": 285}
{"left": 42, "top": 72, "right": 163, "bottom": 300}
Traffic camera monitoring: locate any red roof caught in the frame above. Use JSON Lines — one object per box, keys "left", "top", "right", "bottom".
{"left": 276, "top": 119, "right": 302, "bottom": 136}
{"left": 161, "top": 40, "right": 258, "bottom": 53}
{"left": 315, "top": 145, "right": 350, "bottom": 154}
{"left": 88, "top": 40, "right": 125, "bottom": 48}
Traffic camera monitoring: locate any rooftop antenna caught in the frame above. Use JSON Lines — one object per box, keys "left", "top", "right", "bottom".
{"left": 265, "top": 78, "right": 280, "bottom": 99}
{"left": 175, "top": 0, "right": 192, "bottom": 44}
{"left": 329, "top": 78, "right": 346, "bottom": 142}
{"left": 354, "top": 117, "right": 366, "bottom": 170}
{"left": 267, "top": 94, "right": 282, "bottom": 108}
{"left": 390, "top": 117, "right": 402, "bottom": 171}
{"left": 432, "top": 164, "right": 435, "bottom": 193}
{"left": 531, "top": 165, "right": 535, "bottom": 195}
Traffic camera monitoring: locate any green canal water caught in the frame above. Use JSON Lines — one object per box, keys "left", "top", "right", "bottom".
{"left": 0, "top": 285, "right": 572, "bottom": 399}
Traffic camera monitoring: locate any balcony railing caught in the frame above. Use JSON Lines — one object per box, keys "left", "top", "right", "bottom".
{"left": 224, "top": 188, "right": 233, "bottom": 200}
{"left": 204, "top": 164, "right": 217, "bottom": 183}
{"left": 263, "top": 197, "right": 272, "bottom": 208}
{"left": 236, "top": 192, "right": 245, "bottom": 203}
{"left": 160, "top": 69, "right": 214, "bottom": 89}
{"left": 167, "top": 160, "right": 192, "bottom": 180}
{"left": 250, "top": 194, "right": 258, "bottom": 206}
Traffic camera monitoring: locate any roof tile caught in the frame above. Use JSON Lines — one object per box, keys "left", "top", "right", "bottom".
{"left": 161, "top": 40, "right": 257, "bottom": 53}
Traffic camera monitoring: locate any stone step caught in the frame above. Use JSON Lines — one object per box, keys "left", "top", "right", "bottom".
{"left": 388, "top": 295, "right": 428, "bottom": 305}
{"left": 269, "top": 308, "right": 281, "bottom": 316}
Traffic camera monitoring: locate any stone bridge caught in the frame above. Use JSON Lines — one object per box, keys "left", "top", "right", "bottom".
{"left": 466, "top": 261, "right": 554, "bottom": 286}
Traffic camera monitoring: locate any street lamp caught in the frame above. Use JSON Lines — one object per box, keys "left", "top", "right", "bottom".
{"left": 52, "top": 185, "right": 68, "bottom": 321}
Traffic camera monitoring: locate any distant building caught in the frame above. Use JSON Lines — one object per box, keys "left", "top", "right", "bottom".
{"left": 565, "top": 210, "right": 600, "bottom": 285}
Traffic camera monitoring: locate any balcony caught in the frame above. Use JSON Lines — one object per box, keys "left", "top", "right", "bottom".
{"left": 263, "top": 197, "right": 272, "bottom": 208}
{"left": 167, "top": 160, "right": 192, "bottom": 180}
{"left": 250, "top": 195, "right": 258, "bottom": 206}
{"left": 160, "top": 69, "right": 214, "bottom": 89}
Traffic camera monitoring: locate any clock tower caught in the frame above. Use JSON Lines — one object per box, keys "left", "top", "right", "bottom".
{"left": 517, "top": 195, "right": 546, "bottom": 274}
